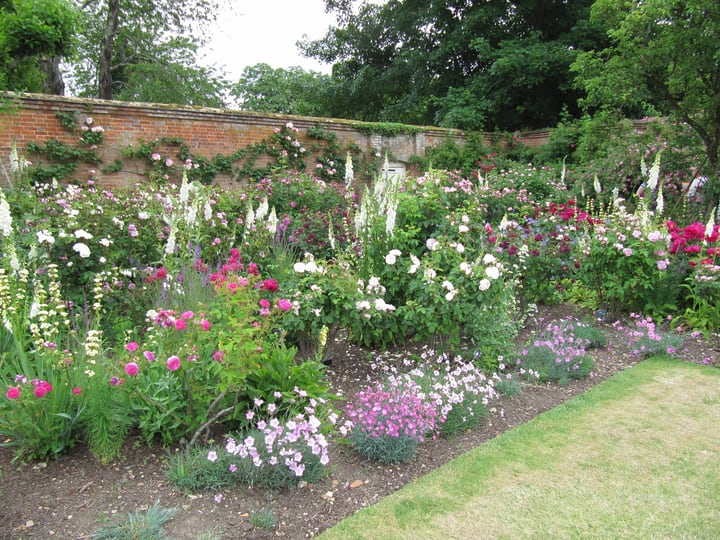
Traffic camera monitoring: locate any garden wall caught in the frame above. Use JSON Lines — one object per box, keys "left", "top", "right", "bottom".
{"left": 0, "top": 92, "right": 550, "bottom": 189}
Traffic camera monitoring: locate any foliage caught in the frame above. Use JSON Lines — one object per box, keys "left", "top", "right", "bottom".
{"left": 301, "top": 0, "right": 605, "bottom": 129}
{"left": 113, "top": 39, "right": 229, "bottom": 108}
{"left": 232, "top": 63, "right": 334, "bottom": 116}
{"left": 572, "top": 0, "right": 720, "bottom": 208}
{"left": 70, "top": 0, "right": 225, "bottom": 103}
{"left": 0, "top": 0, "right": 79, "bottom": 93}
{"left": 92, "top": 501, "right": 178, "bottom": 540}
{"left": 249, "top": 508, "right": 277, "bottom": 530}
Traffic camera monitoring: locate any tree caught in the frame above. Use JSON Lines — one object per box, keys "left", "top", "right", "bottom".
{"left": 300, "top": 0, "right": 606, "bottom": 130}
{"left": 70, "top": 0, "right": 228, "bottom": 106}
{"left": 573, "top": 0, "right": 720, "bottom": 207}
{"left": 231, "top": 64, "right": 334, "bottom": 117}
{"left": 0, "top": 0, "right": 79, "bottom": 94}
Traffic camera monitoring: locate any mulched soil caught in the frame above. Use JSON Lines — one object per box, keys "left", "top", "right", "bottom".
{"left": 1, "top": 304, "right": 718, "bottom": 540}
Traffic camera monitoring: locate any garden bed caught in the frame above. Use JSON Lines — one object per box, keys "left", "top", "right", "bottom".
{"left": 1, "top": 304, "right": 717, "bottom": 540}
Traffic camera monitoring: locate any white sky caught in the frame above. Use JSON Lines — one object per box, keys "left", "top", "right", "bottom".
{"left": 199, "top": 0, "right": 337, "bottom": 82}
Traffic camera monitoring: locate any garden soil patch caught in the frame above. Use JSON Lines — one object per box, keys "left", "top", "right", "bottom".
{"left": 1, "top": 305, "right": 717, "bottom": 540}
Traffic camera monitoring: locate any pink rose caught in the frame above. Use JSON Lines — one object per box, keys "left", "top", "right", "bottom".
{"left": 125, "top": 362, "right": 139, "bottom": 376}
{"left": 181, "top": 310, "right": 194, "bottom": 320}
{"left": 34, "top": 381, "right": 52, "bottom": 398}
{"left": 72, "top": 387, "right": 82, "bottom": 395}
{"left": 259, "top": 298, "right": 271, "bottom": 309}
{"left": 263, "top": 279, "right": 279, "bottom": 292}
{"left": 174, "top": 319, "right": 186, "bottom": 331}
{"left": 6, "top": 387, "right": 20, "bottom": 399}
{"left": 143, "top": 350, "right": 156, "bottom": 361}
{"left": 277, "top": 298, "right": 292, "bottom": 311}
{"left": 125, "top": 341, "right": 139, "bottom": 352}
{"left": 200, "top": 319, "right": 211, "bottom": 331}
{"left": 167, "top": 355, "right": 181, "bottom": 371}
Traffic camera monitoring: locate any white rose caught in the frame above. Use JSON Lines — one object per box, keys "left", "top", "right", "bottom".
{"left": 72, "top": 242, "right": 91, "bottom": 258}
{"left": 479, "top": 278, "right": 491, "bottom": 291}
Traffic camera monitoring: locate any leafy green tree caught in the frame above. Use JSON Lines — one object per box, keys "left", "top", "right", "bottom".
{"left": 0, "top": 0, "right": 79, "bottom": 94}
{"left": 231, "top": 63, "right": 335, "bottom": 116}
{"left": 70, "top": 0, "right": 228, "bottom": 106}
{"left": 301, "top": 0, "right": 606, "bottom": 130}
{"left": 573, "top": 0, "right": 720, "bottom": 206}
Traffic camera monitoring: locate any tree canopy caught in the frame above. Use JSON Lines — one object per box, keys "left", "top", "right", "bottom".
{"left": 69, "top": 0, "right": 228, "bottom": 105}
{"left": 0, "top": 0, "right": 79, "bottom": 94}
{"left": 573, "top": 0, "right": 720, "bottom": 203}
{"left": 299, "top": 0, "right": 607, "bottom": 130}
{"left": 231, "top": 64, "right": 334, "bottom": 116}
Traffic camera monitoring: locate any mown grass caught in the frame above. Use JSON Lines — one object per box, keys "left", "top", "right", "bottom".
{"left": 320, "top": 357, "right": 720, "bottom": 539}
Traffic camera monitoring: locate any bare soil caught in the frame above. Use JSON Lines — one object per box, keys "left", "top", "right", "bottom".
{"left": 1, "top": 305, "right": 718, "bottom": 540}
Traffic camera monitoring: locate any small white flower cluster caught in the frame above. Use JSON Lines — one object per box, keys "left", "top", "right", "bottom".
{"left": 293, "top": 252, "right": 325, "bottom": 274}
{"left": 356, "top": 276, "right": 395, "bottom": 317}
{"left": 384, "top": 249, "right": 401, "bottom": 265}
{"left": 479, "top": 253, "right": 502, "bottom": 292}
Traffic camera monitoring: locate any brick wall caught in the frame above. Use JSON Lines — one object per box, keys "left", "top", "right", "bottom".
{"left": 0, "top": 92, "right": 550, "bottom": 188}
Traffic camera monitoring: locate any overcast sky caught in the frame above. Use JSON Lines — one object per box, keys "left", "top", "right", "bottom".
{"left": 199, "top": 0, "right": 337, "bottom": 82}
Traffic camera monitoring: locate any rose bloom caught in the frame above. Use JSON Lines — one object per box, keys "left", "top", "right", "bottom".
{"left": 125, "top": 362, "right": 139, "bottom": 376}
{"left": 166, "top": 355, "right": 181, "bottom": 371}
{"left": 277, "top": 298, "right": 292, "bottom": 311}
{"left": 200, "top": 319, "right": 211, "bottom": 331}
{"left": 174, "top": 319, "right": 186, "bottom": 331}
{"left": 34, "top": 384, "right": 51, "bottom": 398}
{"left": 263, "top": 278, "right": 279, "bottom": 292}
{"left": 143, "top": 350, "right": 156, "bottom": 361}
{"left": 72, "top": 387, "right": 82, "bottom": 395}
{"left": 125, "top": 341, "right": 139, "bottom": 352}
{"left": 181, "top": 310, "right": 194, "bottom": 320}
{"left": 6, "top": 386, "right": 20, "bottom": 399}
{"left": 259, "top": 298, "right": 271, "bottom": 309}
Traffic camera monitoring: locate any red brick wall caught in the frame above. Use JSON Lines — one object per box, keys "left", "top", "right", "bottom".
{"left": 0, "top": 92, "right": 549, "bottom": 188}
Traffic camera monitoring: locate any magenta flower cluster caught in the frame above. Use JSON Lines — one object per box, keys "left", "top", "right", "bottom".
{"left": 345, "top": 380, "right": 438, "bottom": 443}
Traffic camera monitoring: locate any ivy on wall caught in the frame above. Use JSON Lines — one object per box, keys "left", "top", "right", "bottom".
{"left": 21, "top": 111, "right": 450, "bottom": 186}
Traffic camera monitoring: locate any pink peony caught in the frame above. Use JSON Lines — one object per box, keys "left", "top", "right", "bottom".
{"left": 125, "top": 362, "right": 139, "bottom": 376}
{"left": 166, "top": 355, "right": 181, "bottom": 371}
{"left": 262, "top": 278, "right": 279, "bottom": 292}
